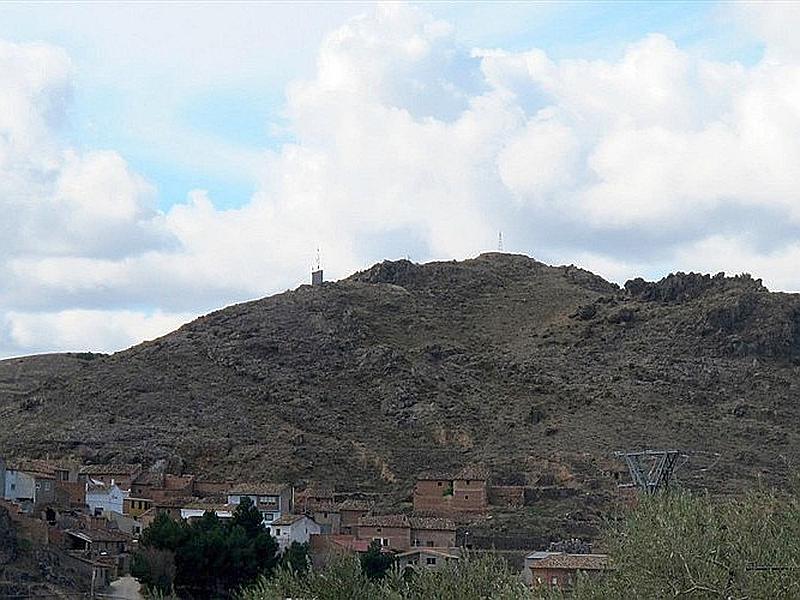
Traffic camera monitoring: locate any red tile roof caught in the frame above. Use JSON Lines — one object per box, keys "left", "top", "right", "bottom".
{"left": 408, "top": 516, "right": 456, "bottom": 531}
{"left": 358, "top": 514, "right": 410, "bottom": 528}
{"left": 529, "top": 553, "right": 611, "bottom": 571}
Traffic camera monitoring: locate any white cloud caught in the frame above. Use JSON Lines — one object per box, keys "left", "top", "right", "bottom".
{"left": 4, "top": 309, "right": 193, "bottom": 355}
{"left": 6, "top": 3, "right": 800, "bottom": 357}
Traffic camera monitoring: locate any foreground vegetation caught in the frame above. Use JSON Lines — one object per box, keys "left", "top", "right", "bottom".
{"left": 132, "top": 497, "right": 279, "bottom": 597}
{"left": 237, "top": 488, "right": 800, "bottom": 600}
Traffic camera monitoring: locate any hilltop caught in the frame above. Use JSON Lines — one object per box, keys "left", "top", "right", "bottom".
{"left": 1, "top": 253, "right": 799, "bottom": 501}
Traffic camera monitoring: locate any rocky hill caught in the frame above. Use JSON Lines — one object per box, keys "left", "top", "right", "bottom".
{"left": 1, "top": 253, "right": 799, "bottom": 499}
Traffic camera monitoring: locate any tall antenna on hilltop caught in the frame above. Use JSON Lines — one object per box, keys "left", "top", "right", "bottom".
{"left": 498, "top": 231, "right": 504, "bottom": 252}
{"left": 311, "top": 246, "right": 323, "bottom": 286}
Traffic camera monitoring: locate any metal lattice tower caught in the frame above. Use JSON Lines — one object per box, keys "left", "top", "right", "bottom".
{"left": 498, "top": 231, "right": 504, "bottom": 252}
{"left": 614, "top": 449, "right": 680, "bottom": 494}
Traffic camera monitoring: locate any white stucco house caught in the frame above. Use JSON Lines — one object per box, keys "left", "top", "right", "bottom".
{"left": 271, "top": 514, "right": 320, "bottom": 551}
{"left": 85, "top": 480, "right": 128, "bottom": 516}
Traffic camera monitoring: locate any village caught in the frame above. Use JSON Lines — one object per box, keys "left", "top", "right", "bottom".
{"left": 0, "top": 457, "right": 613, "bottom": 594}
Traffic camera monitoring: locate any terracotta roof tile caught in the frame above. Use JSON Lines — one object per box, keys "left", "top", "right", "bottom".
{"left": 408, "top": 516, "right": 456, "bottom": 531}
{"left": 338, "top": 498, "right": 374, "bottom": 512}
{"left": 358, "top": 514, "right": 410, "bottom": 528}
{"left": 529, "top": 553, "right": 611, "bottom": 571}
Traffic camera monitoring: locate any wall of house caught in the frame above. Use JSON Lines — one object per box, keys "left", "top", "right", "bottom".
{"left": 414, "top": 478, "right": 488, "bottom": 513}
{"left": 34, "top": 478, "right": 56, "bottom": 506}
{"left": 530, "top": 567, "right": 576, "bottom": 589}
{"left": 275, "top": 518, "right": 321, "bottom": 551}
{"left": 340, "top": 509, "right": 368, "bottom": 534}
{"left": 413, "top": 479, "right": 452, "bottom": 512}
{"left": 86, "top": 486, "right": 126, "bottom": 516}
{"left": 123, "top": 498, "right": 152, "bottom": 517}
{"left": 451, "top": 478, "right": 487, "bottom": 511}
{"left": 410, "top": 527, "right": 455, "bottom": 548}
{"left": 57, "top": 482, "right": 85, "bottom": 508}
{"left": 311, "top": 509, "right": 340, "bottom": 535}
{"left": 356, "top": 525, "right": 410, "bottom": 551}
{"left": 5, "top": 471, "right": 35, "bottom": 502}
{"left": 399, "top": 551, "right": 456, "bottom": 571}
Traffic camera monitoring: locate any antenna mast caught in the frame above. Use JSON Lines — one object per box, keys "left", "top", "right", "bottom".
{"left": 311, "top": 247, "right": 323, "bottom": 286}
{"left": 498, "top": 231, "right": 504, "bottom": 252}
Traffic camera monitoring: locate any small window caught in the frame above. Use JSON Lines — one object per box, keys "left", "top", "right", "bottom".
{"left": 437, "top": 482, "right": 442, "bottom": 487}
{"left": 426, "top": 557, "right": 436, "bottom": 565}
{"left": 35, "top": 482, "right": 41, "bottom": 490}
{"left": 551, "top": 576, "right": 558, "bottom": 586}
{"left": 464, "top": 495, "right": 469, "bottom": 500}
{"left": 275, "top": 528, "right": 281, "bottom": 535}
{"left": 466, "top": 480, "right": 471, "bottom": 485}
{"left": 427, "top": 540, "right": 434, "bottom": 547}
{"left": 10, "top": 483, "right": 15, "bottom": 491}
{"left": 376, "top": 528, "right": 382, "bottom": 533}
{"left": 44, "top": 482, "right": 51, "bottom": 491}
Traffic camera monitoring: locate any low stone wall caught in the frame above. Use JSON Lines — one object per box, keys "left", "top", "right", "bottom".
{"left": 488, "top": 486, "right": 525, "bottom": 507}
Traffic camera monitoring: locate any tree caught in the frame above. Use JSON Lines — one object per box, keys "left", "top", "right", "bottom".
{"left": 360, "top": 539, "right": 394, "bottom": 579}
{"left": 131, "top": 547, "right": 176, "bottom": 594}
{"left": 281, "top": 541, "right": 310, "bottom": 574}
{"left": 134, "top": 503, "right": 279, "bottom": 598}
{"left": 231, "top": 496, "right": 264, "bottom": 538}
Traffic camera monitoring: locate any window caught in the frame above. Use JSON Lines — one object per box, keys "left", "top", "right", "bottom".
{"left": 427, "top": 541, "right": 434, "bottom": 547}
{"left": 374, "top": 537, "right": 389, "bottom": 547}
{"left": 376, "top": 528, "right": 382, "bottom": 533}
{"left": 426, "top": 557, "right": 437, "bottom": 565}
{"left": 44, "top": 482, "right": 51, "bottom": 491}
{"left": 10, "top": 483, "right": 15, "bottom": 491}
{"left": 413, "top": 539, "right": 420, "bottom": 547}
{"left": 464, "top": 495, "right": 469, "bottom": 500}
{"left": 551, "top": 576, "right": 558, "bottom": 586}
{"left": 94, "top": 508, "right": 103, "bottom": 516}
{"left": 437, "top": 481, "right": 442, "bottom": 487}
{"left": 275, "top": 528, "right": 281, "bottom": 536}
{"left": 35, "top": 482, "right": 41, "bottom": 490}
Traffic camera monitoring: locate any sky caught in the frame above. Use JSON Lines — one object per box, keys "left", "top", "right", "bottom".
{"left": 0, "top": 1, "right": 799, "bottom": 357}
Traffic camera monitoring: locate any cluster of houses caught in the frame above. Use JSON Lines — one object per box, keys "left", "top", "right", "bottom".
{"left": 0, "top": 458, "right": 610, "bottom": 592}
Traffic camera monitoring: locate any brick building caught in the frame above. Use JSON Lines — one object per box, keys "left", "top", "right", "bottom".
{"left": 413, "top": 467, "right": 489, "bottom": 514}
{"left": 131, "top": 472, "right": 197, "bottom": 502}
{"left": 409, "top": 516, "right": 456, "bottom": 548}
{"left": 338, "top": 498, "right": 373, "bottom": 535}
{"left": 357, "top": 515, "right": 411, "bottom": 550}
{"left": 526, "top": 552, "right": 611, "bottom": 590}
{"left": 356, "top": 515, "right": 456, "bottom": 552}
